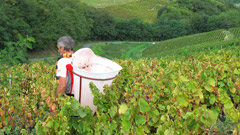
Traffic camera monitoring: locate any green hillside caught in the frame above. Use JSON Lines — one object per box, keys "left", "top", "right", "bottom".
{"left": 100, "top": 0, "right": 236, "bottom": 23}
{"left": 91, "top": 29, "right": 240, "bottom": 59}
{"left": 142, "top": 29, "right": 226, "bottom": 57}
{"left": 102, "top": 0, "right": 167, "bottom": 23}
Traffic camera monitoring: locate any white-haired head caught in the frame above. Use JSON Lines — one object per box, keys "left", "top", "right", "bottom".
{"left": 57, "top": 36, "right": 74, "bottom": 51}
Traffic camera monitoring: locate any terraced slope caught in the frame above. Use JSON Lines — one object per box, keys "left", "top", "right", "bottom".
{"left": 102, "top": 0, "right": 168, "bottom": 23}
{"left": 229, "top": 27, "right": 240, "bottom": 39}
{"left": 142, "top": 29, "right": 226, "bottom": 58}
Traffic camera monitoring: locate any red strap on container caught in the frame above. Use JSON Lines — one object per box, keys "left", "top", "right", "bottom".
{"left": 66, "top": 64, "right": 74, "bottom": 94}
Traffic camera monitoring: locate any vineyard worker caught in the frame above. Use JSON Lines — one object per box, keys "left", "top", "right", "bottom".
{"left": 55, "top": 36, "right": 75, "bottom": 98}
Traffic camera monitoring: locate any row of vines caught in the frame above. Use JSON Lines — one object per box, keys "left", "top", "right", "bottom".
{"left": 229, "top": 27, "right": 240, "bottom": 39}
{"left": 1, "top": 49, "right": 240, "bottom": 134}
{"left": 143, "top": 29, "right": 226, "bottom": 57}
{"left": 146, "top": 39, "right": 240, "bottom": 58}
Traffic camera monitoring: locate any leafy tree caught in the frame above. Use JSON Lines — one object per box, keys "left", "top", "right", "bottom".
{"left": 153, "top": 19, "right": 187, "bottom": 41}
{"left": 0, "top": 34, "right": 34, "bottom": 65}
{"left": 157, "top": 6, "right": 182, "bottom": 20}
{"left": 224, "top": 0, "right": 240, "bottom": 4}
{"left": 115, "top": 19, "right": 141, "bottom": 41}
{"left": 0, "top": 6, "right": 11, "bottom": 49}
{"left": 140, "top": 23, "right": 154, "bottom": 41}
{"left": 91, "top": 11, "right": 117, "bottom": 40}
{"left": 0, "top": 1, "right": 32, "bottom": 48}
{"left": 174, "top": 0, "right": 193, "bottom": 10}
{"left": 208, "top": 10, "right": 240, "bottom": 31}
{"left": 192, "top": 0, "right": 226, "bottom": 15}
{"left": 190, "top": 15, "right": 209, "bottom": 33}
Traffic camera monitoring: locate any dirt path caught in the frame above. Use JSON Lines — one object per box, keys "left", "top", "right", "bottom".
{"left": 29, "top": 42, "right": 126, "bottom": 61}
{"left": 30, "top": 43, "right": 94, "bottom": 61}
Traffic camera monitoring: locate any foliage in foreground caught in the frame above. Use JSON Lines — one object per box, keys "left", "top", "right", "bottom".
{"left": 1, "top": 50, "right": 240, "bottom": 134}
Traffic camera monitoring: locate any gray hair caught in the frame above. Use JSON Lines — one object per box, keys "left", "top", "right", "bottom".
{"left": 57, "top": 36, "right": 74, "bottom": 51}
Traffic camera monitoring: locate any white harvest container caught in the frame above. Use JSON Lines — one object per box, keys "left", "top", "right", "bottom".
{"left": 71, "top": 48, "right": 122, "bottom": 112}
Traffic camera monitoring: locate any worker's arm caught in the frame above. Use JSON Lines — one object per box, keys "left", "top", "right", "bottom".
{"left": 55, "top": 77, "right": 67, "bottom": 98}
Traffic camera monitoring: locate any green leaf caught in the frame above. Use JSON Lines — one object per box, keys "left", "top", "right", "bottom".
{"left": 188, "top": 83, "right": 197, "bottom": 92}
{"left": 187, "top": 120, "right": 197, "bottom": 131}
{"left": 136, "top": 126, "right": 144, "bottom": 134}
{"left": 233, "top": 96, "right": 240, "bottom": 103}
{"left": 160, "top": 115, "right": 168, "bottom": 121}
{"left": 27, "top": 36, "right": 35, "bottom": 42}
{"left": 18, "top": 33, "right": 23, "bottom": 41}
{"left": 110, "top": 120, "right": 118, "bottom": 131}
{"left": 234, "top": 69, "right": 240, "bottom": 75}
{"left": 135, "top": 115, "right": 146, "bottom": 125}
{"left": 207, "top": 78, "right": 215, "bottom": 86}
{"left": 71, "top": 100, "right": 80, "bottom": 110}
{"left": 197, "top": 90, "right": 204, "bottom": 100}
{"left": 139, "top": 98, "right": 150, "bottom": 113}
{"left": 46, "top": 120, "right": 53, "bottom": 128}
{"left": 208, "top": 109, "right": 218, "bottom": 125}
{"left": 183, "top": 112, "right": 192, "bottom": 119}
{"left": 54, "top": 122, "right": 60, "bottom": 130}
{"left": 79, "top": 109, "right": 87, "bottom": 118}
{"left": 224, "top": 102, "right": 233, "bottom": 109}
{"left": 65, "top": 102, "right": 71, "bottom": 106}
{"left": 158, "top": 105, "right": 165, "bottom": 110}
{"left": 149, "top": 108, "right": 160, "bottom": 122}
{"left": 109, "top": 106, "right": 117, "bottom": 118}
{"left": 122, "top": 120, "right": 131, "bottom": 133}
{"left": 177, "top": 95, "right": 188, "bottom": 107}
{"left": 119, "top": 104, "right": 128, "bottom": 114}
{"left": 180, "top": 76, "right": 189, "bottom": 82}
{"left": 201, "top": 72, "right": 206, "bottom": 80}
{"left": 25, "top": 43, "right": 32, "bottom": 49}
{"left": 20, "top": 129, "right": 28, "bottom": 135}
{"left": 204, "top": 85, "right": 213, "bottom": 92}
{"left": 218, "top": 81, "right": 225, "bottom": 87}
{"left": 209, "top": 95, "right": 216, "bottom": 105}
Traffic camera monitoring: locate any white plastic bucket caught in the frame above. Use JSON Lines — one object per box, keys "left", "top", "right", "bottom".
{"left": 71, "top": 48, "right": 122, "bottom": 112}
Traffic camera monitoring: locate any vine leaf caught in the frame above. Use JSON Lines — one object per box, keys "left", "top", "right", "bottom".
{"left": 204, "top": 85, "right": 213, "bottom": 92}
{"left": 209, "top": 95, "right": 216, "bottom": 105}
{"left": 119, "top": 104, "right": 128, "bottom": 114}
{"left": 207, "top": 78, "right": 215, "bottom": 86}
{"left": 139, "top": 98, "right": 150, "bottom": 113}
{"left": 46, "top": 120, "right": 53, "bottom": 128}
{"left": 177, "top": 95, "right": 188, "bottom": 107}
{"left": 180, "top": 76, "right": 189, "bottom": 82}
{"left": 135, "top": 115, "right": 146, "bottom": 125}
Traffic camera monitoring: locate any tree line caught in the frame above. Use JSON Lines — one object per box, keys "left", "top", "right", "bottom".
{"left": 0, "top": 0, "right": 239, "bottom": 52}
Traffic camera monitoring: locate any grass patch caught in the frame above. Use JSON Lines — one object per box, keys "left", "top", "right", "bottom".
{"left": 90, "top": 42, "right": 151, "bottom": 59}
{"left": 81, "top": 0, "right": 139, "bottom": 8}
{"left": 125, "top": 43, "right": 151, "bottom": 59}
{"left": 235, "top": 4, "right": 240, "bottom": 8}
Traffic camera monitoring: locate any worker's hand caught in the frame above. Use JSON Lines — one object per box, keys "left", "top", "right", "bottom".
{"left": 55, "top": 77, "right": 67, "bottom": 98}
